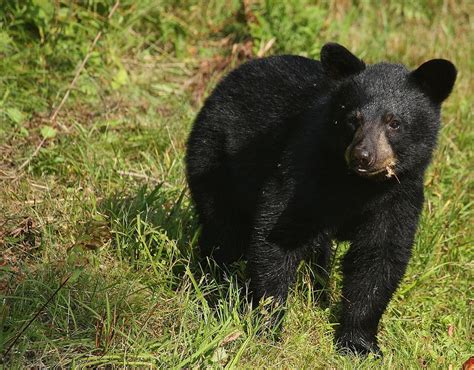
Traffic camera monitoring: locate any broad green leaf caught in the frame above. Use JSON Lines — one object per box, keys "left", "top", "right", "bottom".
{"left": 111, "top": 68, "right": 129, "bottom": 90}
{"left": 40, "top": 125, "right": 57, "bottom": 139}
{"left": 6, "top": 108, "right": 25, "bottom": 124}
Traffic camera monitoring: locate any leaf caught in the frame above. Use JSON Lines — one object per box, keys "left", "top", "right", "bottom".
{"left": 67, "top": 267, "right": 84, "bottom": 285}
{"left": 211, "top": 347, "right": 228, "bottom": 363}
{"left": 0, "top": 31, "right": 13, "bottom": 52}
{"left": 19, "top": 127, "right": 29, "bottom": 137}
{"left": 6, "top": 108, "right": 25, "bottom": 124}
{"left": 220, "top": 331, "right": 242, "bottom": 345}
{"left": 40, "top": 125, "right": 57, "bottom": 139}
{"left": 111, "top": 68, "right": 129, "bottom": 90}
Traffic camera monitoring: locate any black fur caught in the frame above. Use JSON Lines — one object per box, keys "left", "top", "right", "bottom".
{"left": 185, "top": 43, "right": 456, "bottom": 355}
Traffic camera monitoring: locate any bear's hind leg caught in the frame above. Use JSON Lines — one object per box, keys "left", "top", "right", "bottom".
{"left": 199, "top": 214, "right": 249, "bottom": 265}
{"left": 187, "top": 141, "right": 248, "bottom": 266}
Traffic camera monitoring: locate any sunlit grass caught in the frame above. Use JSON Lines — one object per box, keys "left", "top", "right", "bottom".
{"left": 1, "top": 0, "right": 472, "bottom": 368}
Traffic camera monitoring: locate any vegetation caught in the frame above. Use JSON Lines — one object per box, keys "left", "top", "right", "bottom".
{"left": 1, "top": 0, "right": 472, "bottom": 368}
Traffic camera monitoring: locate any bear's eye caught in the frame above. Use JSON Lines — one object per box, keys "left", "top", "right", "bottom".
{"left": 347, "top": 111, "right": 363, "bottom": 129}
{"left": 385, "top": 113, "right": 400, "bottom": 130}
{"left": 388, "top": 120, "right": 400, "bottom": 130}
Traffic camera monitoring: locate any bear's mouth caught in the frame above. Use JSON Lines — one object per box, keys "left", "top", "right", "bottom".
{"left": 352, "top": 159, "right": 398, "bottom": 180}
{"left": 355, "top": 167, "right": 387, "bottom": 176}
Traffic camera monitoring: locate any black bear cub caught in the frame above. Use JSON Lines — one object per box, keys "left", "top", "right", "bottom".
{"left": 185, "top": 43, "right": 456, "bottom": 355}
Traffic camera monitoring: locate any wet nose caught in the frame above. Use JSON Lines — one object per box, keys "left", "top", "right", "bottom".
{"left": 353, "top": 146, "right": 373, "bottom": 168}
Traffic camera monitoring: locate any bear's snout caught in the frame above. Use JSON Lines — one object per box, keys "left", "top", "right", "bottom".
{"left": 351, "top": 144, "right": 375, "bottom": 171}
{"left": 345, "top": 126, "right": 397, "bottom": 179}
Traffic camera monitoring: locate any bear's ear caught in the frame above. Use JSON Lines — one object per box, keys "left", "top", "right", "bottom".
{"left": 410, "top": 59, "right": 457, "bottom": 104}
{"left": 320, "top": 42, "right": 366, "bottom": 79}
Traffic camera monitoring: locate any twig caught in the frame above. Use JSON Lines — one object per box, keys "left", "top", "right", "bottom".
{"left": 16, "top": 1, "right": 120, "bottom": 174}
{"left": 51, "top": 1, "right": 120, "bottom": 122}
{"left": 30, "top": 182, "right": 49, "bottom": 190}
{"left": 0, "top": 169, "right": 16, "bottom": 179}
{"left": 3, "top": 273, "right": 73, "bottom": 359}
{"left": 21, "top": 198, "right": 65, "bottom": 205}
{"left": 116, "top": 170, "right": 152, "bottom": 181}
{"left": 17, "top": 137, "right": 46, "bottom": 171}
{"left": 116, "top": 170, "right": 173, "bottom": 188}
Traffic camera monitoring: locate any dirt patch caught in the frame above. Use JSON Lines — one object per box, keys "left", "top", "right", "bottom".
{"left": 0, "top": 216, "right": 40, "bottom": 294}
{"left": 185, "top": 39, "right": 255, "bottom": 106}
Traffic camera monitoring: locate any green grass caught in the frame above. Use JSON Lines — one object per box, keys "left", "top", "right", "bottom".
{"left": 0, "top": 0, "right": 472, "bottom": 368}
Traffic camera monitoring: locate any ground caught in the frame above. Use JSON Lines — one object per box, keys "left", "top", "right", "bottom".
{"left": 0, "top": 1, "right": 472, "bottom": 368}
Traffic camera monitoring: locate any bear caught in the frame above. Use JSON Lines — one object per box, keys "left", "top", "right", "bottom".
{"left": 185, "top": 43, "right": 456, "bottom": 355}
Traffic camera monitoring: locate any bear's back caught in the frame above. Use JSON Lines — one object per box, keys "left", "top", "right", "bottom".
{"left": 194, "top": 55, "right": 328, "bottom": 150}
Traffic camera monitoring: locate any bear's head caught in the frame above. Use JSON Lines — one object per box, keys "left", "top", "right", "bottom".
{"left": 322, "top": 43, "right": 457, "bottom": 181}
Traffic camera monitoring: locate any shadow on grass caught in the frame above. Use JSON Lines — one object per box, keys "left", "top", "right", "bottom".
{"left": 99, "top": 183, "right": 251, "bottom": 311}
{"left": 100, "top": 183, "right": 340, "bottom": 322}
{"left": 101, "top": 181, "right": 342, "bottom": 313}
{"left": 102, "top": 183, "right": 344, "bottom": 335}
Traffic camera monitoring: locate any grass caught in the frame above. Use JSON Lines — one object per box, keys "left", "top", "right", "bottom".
{"left": 0, "top": 0, "right": 472, "bottom": 368}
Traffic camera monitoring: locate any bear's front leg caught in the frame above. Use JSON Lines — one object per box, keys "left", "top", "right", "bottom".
{"left": 247, "top": 239, "right": 303, "bottom": 311}
{"left": 336, "top": 201, "right": 422, "bottom": 355}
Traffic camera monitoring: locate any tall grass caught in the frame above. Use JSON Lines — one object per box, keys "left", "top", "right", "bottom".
{"left": 0, "top": 0, "right": 472, "bottom": 368}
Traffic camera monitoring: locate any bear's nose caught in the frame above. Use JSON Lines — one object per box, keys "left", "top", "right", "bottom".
{"left": 353, "top": 146, "right": 373, "bottom": 169}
